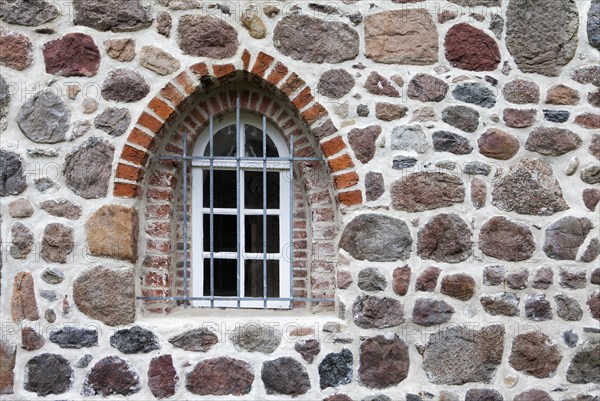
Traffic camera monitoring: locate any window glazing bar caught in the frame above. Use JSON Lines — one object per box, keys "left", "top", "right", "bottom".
{"left": 151, "top": 155, "right": 323, "bottom": 162}
{"left": 209, "top": 114, "right": 215, "bottom": 308}
{"left": 138, "top": 296, "right": 335, "bottom": 302}
{"left": 262, "top": 115, "right": 268, "bottom": 309}
{"left": 236, "top": 97, "right": 241, "bottom": 309}
{"left": 289, "top": 134, "right": 295, "bottom": 310}
{"left": 183, "top": 130, "right": 188, "bottom": 308}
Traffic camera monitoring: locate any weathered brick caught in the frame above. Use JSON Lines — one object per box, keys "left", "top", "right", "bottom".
{"left": 251, "top": 52, "right": 274, "bottom": 77}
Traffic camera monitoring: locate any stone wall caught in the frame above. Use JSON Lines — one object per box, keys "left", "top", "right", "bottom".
{"left": 0, "top": 0, "right": 599, "bottom": 400}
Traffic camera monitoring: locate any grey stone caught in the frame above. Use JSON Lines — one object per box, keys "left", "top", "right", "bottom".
{"left": 230, "top": 324, "right": 282, "bottom": 354}
{"left": 24, "top": 353, "right": 73, "bottom": 396}
{"left": 555, "top": 294, "right": 583, "bottom": 321}
{"left": 465, "top": 389, "right": 503, "bottom": 401}
{"left": 40, "top": 199, "right": 82, "bottom": 220}
{"left": 44, "top": 308, "right": 56, "bottom": 323}
{"left": 392, "top": 156, "right": 417, "bottom": 170}
{"left": 581, "top": 164, "right": 600, "bottom": 184}
{"left": 357, "top": 268, "right": 387, "bottom": 292}
{"left": 566, "top": 341, "right": 600, "bottom": 383}
{"left": 73, "top": 0, "right": 153, "bottom": 32}
{"left": 417, "top": 213, "right": 473, "bottom": 263}
{"left": 452, "top": 82, "right": 497, "bottom": 108}
{"left": 563, "top": 331, "right": 579, "bottom": 348}
{"left": 10, "top": 222, "right": 34, "bottom": 259}
{"left": 525, "top": 127, "right": 582, "bottom": 156}
{"left": 581, "top": 238, "right": 600, "bottom": 263}
{"left": 462, "top": 162, "right": 492, "bottom": 176}
{"left": 441, "top": 106, "right": 480, "bottom": 132}
{"left": 412, "top": 298, "right": 454, "bottom": 326}
{"left": 359, "top": 335, "right": 409, "bottom": 388}
{"left": 168, "top": 329, "right": 218, "bottom": 352}
{"left": 506, "top": 269, "right": 529, "bottom": 289}
{"left": 34, "top": 177, "right": 56, "bottom": 192}
{"left": 357, "top": 104, "right": 369, "bottom": 117}
{"left": 17, "top": 90, "right": 70, "bottom": 143}
{"left": 63, "top": 137, "right": 114, "bottom": 199}
{"left": 390, "top": 172, "right": 465, "bottom": 212}
{"left": 318, "top": 69, "right": 355, "bottom": 99}
{"left": 509, "top": 331, "right": 562, "bottom": 378}
{"left": 525, "top": 294, "right": 553, "bottom": 321}
{"left": 483, "top": 265, "right": 505, "bottom": 286}
{"left": 140, "top": 45, "right": 180, "bottom": 75}
{"left": 49, "top": 326, "right": 98, "bottom": 348}
{"left": 588, "top": 0, "right": 600, "bottom": 50}
{"left": 0, "top": 150, "right": 27, "bottom": 196}
{"left": 26, "top": 148, "right": 58, "bottom": 158}
{"left": 365, "top": 172, "right": 384, "bottom": 201}
{"left": 94, "top": 108, "right": 131, "bottom": 137}
{"left": 261, "top": 357, "right": 310, "bottom": 396}
{"left": 0, "top": 74, "right": 8, "bottom": 132}
{"left": 407, "top": 74, "right": 449, "bottom": 102}
{"left": 41, "top": 223, "right": 73, "bottom": 263}
{"left": 0, "top": 0, "right": 60, "bottom": 26}
{"left": 353, "top": 295, "right": 405, "bottom": 329}
{"left": 560, "top": 267, "right": 587, "bottom": 289}
{"left": 506, "top": 0, "right": 579, "bottom": 76}
{"left": 75, "top": 354, "right": 93, "bottom": 368}
{"left": 544, "top": 110, "right": 570, "bottom": 123}
{"left": 532, "top": 266, "right": 553, "bottom": 289}
{"left": 101, "top": 69, "right": 150, "bottom": 102}
{"left": 543, "top": 217, "right": 592, "bottom": 260}
{"left": 319, "top": 349, "right": 353, "bottom": 389}
{"left": 390, "top": 125, "right": 429, "bottom": 153}
{"left": 156, "top": 11, "right": 172, "bottom": 37}
{"left": 39, "top": 289, "right": 57, "bottom": 302}
{"left": 503, "top": 78, "right": 540, "bottom": 104}
{"left": 489, "top": 14, "right": 504, "bottom": 38}
{"left": 432, "top": 131, "right": 473, "bottom": 155}
{"left": 110, "top": 326, "right": 159, "bottom": 353}
{"left": 480, "top": 293, "right": 520, "bottom": 316}
{"left": 41, "top": 267, "right": 64, "bottom": 284}
{"left": 339, "top": 214, "right": 412, "bottom": 262}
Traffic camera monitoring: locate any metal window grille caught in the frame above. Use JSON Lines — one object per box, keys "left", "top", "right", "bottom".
{"left": 137, "top": 97, "right": 336, "bottom": 309}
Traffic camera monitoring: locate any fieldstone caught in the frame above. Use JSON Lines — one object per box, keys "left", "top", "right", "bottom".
{"left": 591, "top": 268, "right": 600, "bottom": 284}
{"left": 86, "top": 204, "right": 138, "bottom": 262}
{"left": 39, "top": 290, "right": 56, "bottom": 302}
{"left": 481, "top": 293, "right": 520, "bottom": 316}
{"left": 506, "top": 0, "right": 579, "bottom": 76}
{"left": 463, "top": 162, "right": 492, "bottom": 176}
{"left": 560, "top": 267, "right": 587, "bottom": 289}
{"left": 148, "top": 355, "right": 177, "bottom": 399}
{"left": 489, "top": 13, "right": 504, "bottom": 38}
{"left": 325, "top": 395, "right": 354, "bottom": 401}
{"left": 452, "top": 82, "right": 496, "bottom": 108}
{"left": 339, "top": 214, "right": 413, "bottom": 262}
{"left": 410, "top": 106, "right": 436, "bottom": 123}
{"left": 359, "top": 335, "right": 409, "bottom": 389}
{"left": 348, "top": 125, "right": 381, "bottom": 164}
{"left": 94, "top": 107, "right": 131, "bottom": 137}
{"left": 319, "top": 349, "right": 353, "bottom": 389}
{"left": 390, "top": 172, "right": 465, "bottom": 212}
{"left": 168, "top": 328, "right": 218, "bottom": 352}
{"left": 567, "top": 341, "right": 600, "bottom": 383}
{"left": 364, "top": 72, "right": 400, "bottom": 97}
{"left": 507, "top": 269, "right": 529, "bottom": 290}
{"left": 509, "top": 331, "right": 561, "bottom": 378}
{"left": 262, "top": 357, "right": 310, "bottom": 396}
{"left": 0, "top": 342, "right": 15, "bottom": 394}
{"left": 156, "top": 12, "right": 172, "bottom": 38}
{"left": 44, "top": 308, "right": 56, "bottom": 323}
{"left": 438, "top": 10, "right": 458, "bottom": 23}
{"left": 358, "top": 268, "right": 387, "bottom": 292}
{"left": 478, "top": 129, "right": 519, "bottom": 160}
{"left": 357, "top": 104, "right": 369, "bottom": 117}
{"left": 42, "top": 33, "right": 100, "bottom": 77}
{"left": 417, "top": 214, "right": 472, "bottom": 263}
{"left": 241, "top": 9, "right": 267, "bottom": 39}
{"left": 441, "top": 274, "right": 476, "bottom": 301}
{"left": 415, "top": 266, "right": 441, "bottom": 292}
{"left": 140, "top": 45, "right": 180, "bottom": 75}
{"left": 0, "top": 151, "right": 27, "bottom": 196}
{"left": 407, "top": 74, "right": 448, "bottom": 102}
{"left": 0, "top": 0, "right": 60, "bottom": 26}
{"left": 525, "top": 294, "right": 553, "bottom": 321}
{"left": 555, "top": 294, "right": 583, "bottom": 321}
{"left": 525, "top": 127, "right": 582, "bottom": 156}
{"left": 503, "top": 108, "right": 537, "bottom": 128}
{"left": 353, "top": 295, "right": 404, "bottom": 329}
{"left": 363, "top": 396, "right": 392, "bottom": 401}
{"left": 318, "top": 69, "right": 355, "bottom": 99}
{"left": 40, "top": 267, "right": 64, "bottom": 285}
{"left": 544, "top": 110, "right": 570, "bottom": 123}
{"left": 491, "top": 158, "right": 569, "bottom": 215}
{"left": 543, "top": 217, "right": 592, "bottom": 260}
{"left": 392, "top": 156, "right": 417, "bottom": 170}
{"left": 82, "top": 356, "right": 140, "bottom": 396}
{"left": 40, "top": 223, "right": 73, "bottom": 263}
{"left": 423, "top": 324, "right": 504, "bottom": 384}
{"left": 49, "top": 327, "right": 98, "bottom": 348}
{"left": 471, "top": 178, "right": 487, "bottom": 209}
{"left": 444, "top": 23, "right": 500, "bottom": 71}
{"left": 441, "top": 106, "right": 479, "bottom": 133}
{"left": 186, "top": 357, "right": 253, "bottom": 396}
{"left": 412, "top": 298, "right": 454, "bottom": 326}
{"left": 0, "top": 28, "right": 33, "bottom": 70}
{"left": 34, "top": 177, "right": 56, "bottom": 193}
{"left": 73, "top": 266, "right": 135, "bottom": 326}
{"left": 274, "top": 15, "right": 358, "bottom": 63}
{"left": 110, "top": 326, "right": 159, "bottom": 354}
{"left": 25, "top": 353, "right": 72, "bottom": 396}
{"left": 390, "top": 125, "right": 429, "bottom": 153}
{"left": 581, "top": 238, "right": 600, "bottom": 263}
{"left": 483, "top": 265, "right": 505, "bottom": 286}
{"left": 590, "top": 134, "right": 600, "bottom": 159}
{"left": 17, "top": 90, "right": 70, "bottom": 143}
{"left": 230, "top": 324, "right": 282, "bottom": 353}
{"left": 563, "top": 331, "right": 579, "bottom": 348}
{"left": 479, "top": 216, "right": 536, "bottom": 261}
{"left": 432, "top": 131, "right": 473, "bottom": 155}
{"left": 588, "top": 291, "right": 600, "bottom": 319}
{"left": 40, "top": 199, "right": 81, "bottom": 219}
{"left": 104, "top": 38, "right": 136, "bottom": 62}
{"left": 365, "top": 9, "right": 438, "bottom": 64}
{"left": 81, "top": 98, "right": 98, "bottom": 114}
{"left": 581, "top": 164, "right": 600, "bottom": 184}
{"left": 0, "top": 74, "right": 8, "bottom": 132}
{"left": 10, "top": 272, "right": 39, "bottom": 322}
{"left": 514, "top": 390, "right": 553, "bottom": 401}
{"left": 73, "top": 0, "right": 153, "bottom": 32}
{"left": 365, "top": 172, "right": 384, "bottom": 201}
{"left": 8, "top": 199, "right": 31, "bottom": 219}
{"left": 10, "top": 223, "right": 33, "bottom": 259}
{"left": 101, "top": 69, "right": 150, "bottom": 102}
{"left": 545, "top": 84, "right": 580, "bottom": 105}
{"left": 392, "top": 266, "right": 411, "bottom": 296}
{"left": 21, "top": 327, "right": 44, "bottom": 351}
{"left": 64, "top": 138, "right": 114, "bottom": 199}
{"left": 295, "top": 339, "right": 320, "bottom": 363}
{"left": 465, "top": 389, "right": 503, "bottom": 401}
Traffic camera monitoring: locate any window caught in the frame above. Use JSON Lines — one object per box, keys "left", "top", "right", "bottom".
{"left": 191, "top": 112, "right": 291, "bottom": 308}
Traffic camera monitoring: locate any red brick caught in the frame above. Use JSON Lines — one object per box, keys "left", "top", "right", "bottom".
{"left": 292, "top": 87, "right": 314, "bottom": 110}
{"left": 146, "top": 221, "right": 170, "bottom": 238}
{"left": 138, "top": 112, "right": 163, "bottom": 133}
{"left": 251, "top": 52, "right": 275, "bottom": 77}
{"left": 321, "top": 136, "right": 346, "bottom": 157}
{"left": 213, "top": 63, "right": 236, "bottom": 78}
{"left": 241, "top": 49, "right": 251, "bottom": 71}
{"left": 175, "top": 71, "right": 197, "bottom": 95}
{"left": 334, "top": 171, "right": 359, "bottom": 190}
{"left": 159, "top": 83, "right": 185, "bottom": 107}
{"left": 143, "top": 255, "right": 171, "bottom": 269}
{"left": 116, "top": 163, "right": 144, "bottom": 181}
{"left": 190, "top": 62, "right": 209, "bottom": 78}
{"left": 122, "top": 144, "right": 149, "bottom": 165}
{"left": 147, "top": 188, "right": 171, "bottom": 201}
{"left": 145, "top": 204, "right": 171, "bottom": 219}
{"left": 259, "top": 95, "right": 272, "bottom": 114}
{"left": 328, "top": 154, "right": 354, "bottom": 172}
{"left": 128, "top": 128, "right": 154, "bottom": 149}
{"left": 141, "top": 288, "right": 172, "bottom": 298}
{"left": 267, "top": 62, "right": 289, "bottom": 87}
{"left": 113, "top": 182, "right": 139, "bottom": 198}
{"left": 302, "top": 103, "right": 327, "bottom": 126}
{"left": 145, "top": 271, "right": 171, "bottom": 288}
{"left": 338, "top": 189, "right": 363, "bottom": 206}
{"left": 280, "top": 73, "right": 305, "bottom": 96}
{"left": 147, "top": 239, "right": 171, "bottom": 253}
{"left": 148, "top": 97, "right": 175, "bottom": 121}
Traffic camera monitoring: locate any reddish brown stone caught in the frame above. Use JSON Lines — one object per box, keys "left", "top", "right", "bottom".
{"left": 440, "top": 273, "right": 475, "bottom": 301}
{"left": 347, "top": 125, "right": 381, "bottom": 164}
{"left": 364, "top": 71, "right": 400, "bottom": 97}
{"left": 438, "top": 10, "right": 458, "bottom": 23}
{"left": 575, "top": 113, "right": 600, "bottom": 129}
{"left": 0, "top": 342, "right": 16, "bottom": 394}
{"left": 546, "top": 84, "right": 580, "bottom": 105}
{"left": 83, "top": 356, "right": 140, "bottom": 396}
{"left": 336, "top": 269, "right": 353, "bottom": 289}
{"left": 86, "top": 205, "right": 138, "bottom": 262}
{"left": 445, "top": 23, "right": 500, "bottom": 71}
{"left": 43, "top": 33, "right": 100, "bottom": 77}
{"left": 589, "top": 88, "right": 600, "bottom": 107}
{"left": 375, "top": 102, "right": 408, "bottom": 121}
{"left": 10, "top": 272, "right": 39, "bottom": 322}
{"left": 514, "top": 389, "right": 553, "bottom": 401}
{"left": 417, "top": 214, "right": 472, "bottom": 263}
{"left": 21, "top": 327, "right": 45, "bottom": 351}
{"left": 359, "top": 335, "right": 409, "bottom": 388}
{"left": 186, "top": 357, "right": 254, "bottom": 396}
{"left": 0, "top": 28, "right": 33, "bottom": 71}
{"left": 583, "top": 188, "right": 600, "bottom": 211}
{"left": 471, "top": 178, "right": 487, "bottom": 209}
{"left": 532, "top": 266, "right": 553, "bottom": 289}
{"left": 525, "top": 127, "right": 582, "bottom": 156}
{"left": 503, "top": 108, "right": 537, "bottom": 128}
{"left": 415, "top": 266, "right": 441, "bottom": 292}
{"left": 392, "top": 265, "right": 411, "bottom": 296}
{"left": 590, "top": 134, "right": 600, "bottom": 160}
{"left": 324, "top": 395, "right": 354, "bottom": 401}
{"left": 503, "top": 79, "right": 539, "bottom": 104}
{"left": 148, "top": 355, "right": 178, "bottom": 399}
{"left": 294, "top": 339, "right": 321, "bottom": 364}
{"left": 407, "top": 73, "right": 449, "bottom": 102}
{"left": 478, "top": 128, "right": 519, "bottom": 160}
{"left": 479, "top": 216, "right": 536, "bottom": 262}
{"left": 390, "top": 172, "right": 465, "bottom": 212}
{"left": 507, "top": 269, "right": 529, "bottom": 290}
{"left": 178, "top": 15, "right": 239, "bottom": 59}
{"left": 412, "top": 298, "right": 454, "bottom": 326}
{"left": 588, "top": 291, "right": 600, "bottom": 320}
{"left": 509, "top": 331, "right": 562, "bottom": 378}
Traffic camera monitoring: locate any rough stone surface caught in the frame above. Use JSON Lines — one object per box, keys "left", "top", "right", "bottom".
{"left": 506, "top": 0, "right": 579, "bottom": 76}
{"left": 480, "top": 293, "right": 520, "bottom": 316}
{"left": 274, "top": 15, "right": 358, "bottom": 63}
{"left": 17, "top": 90, "right": 70, "bottom": 143}
{"left": 82, "top": 356, "right": 140, "bottom": 396}
{"left": 94, "top": 108, "right": 131, "bottom": 137}
{"left": 452, "top": 82, "right": 496, "bottom": 108}
{"left": 483, "top": 265, "right": 505, "bottom": 286}
{"left": 392, "top": 156, "right": 417, "bottom": 170}
{"left": 478, "top": 216, "right": 536, "bottom": 262}
{"left": 463, "top": 161, "right": 492, "bottom": 176}
{"left": 364, "top": 71, "right": 400, "bottom": 97}
{"left": 295, "top": 339, "right": 320, "bottom": 363}
{"left": 471, "top": 178, "right": 487, "bottom": 209}
{"left": 415, "top": 266, "right": 441, "bottom": 292}
{"left": 41, "top": 223, "right": 73, "bottom": 263}
{"left": 571, "top": 65, "right": 600, "bottom": 86}
{"left": 64, "top": 137, "right": 114, "bottom": 199}
{"left": 588, "top": 291, "right": 600, "bottom": 320}
{"left": 339, "top": 214, "right": 412, "bottom": 262}
{"left": 503, "top": 108, "right": 537, "bottom": 128}
{"left": 478, "top": 129, "right": 519, "bottom": 160}
{"left": 42, "top": 33, "right": 100, "bottom": 77}
{"left": 375, "top": 102, "right": 408, "bottom": 121}
{"left": 417, "top": 214, "right": 472, "bottom": 263}
{"left": 465, "top": 389, "right": 503, "bottom": 401}
{"left": 186, "top": 357, "right": 254, "bottom": 396}
{"left": 491, "top": 157, "right": 569, "bottom": 216}
{"left": 412, "top": 298, "right": 454, "bottom": 326}
{"left": 10, "top": 272, "right": 39, "bottom": 322}
{"left": 590, "top": 134, "right": 600, "bottom": 159}
{"left": 318, "top": 69, "right": 355, "bottom": 99}
{"left": 0, "top": 0, "right": 60, "bottom": 26}
{"left": 357, "top": 268, "right": 387, "bottom": 292}
{"left": 101, "top": 69, "right": 150, "bottom": 102}
{"left": 319, "top": 349, "right": 353, "bottom": 389}
{"left": 241, "top": 9, "right": 267, "bottom": 39}
{"left": 168, "top": 329, "right": 218, "bottom": 352}
{"left": 506, "top": 269, "right": 529, "bottom": 290}
{"left": 40, "top": 199, "right": 82, "bottom": 220}
{"left": 25, "top": 353, "right": 73, "bottom": 396}
{"left": 514, "top": 390, "right": 553, "bottom": 401}
{"left": 353, "top": 295, "right": 405, "bottom": 329}
{"left": 262, "top": 357, "right": 310, "bottom": 396}
{"left": 440, "top": 274, "right": 476, "bottom": 301}
{"left": 0, "top": 151, "right": 27, "bottom": 196}
{"left": 583, "top": 189, "right": 600, "bottom": 211}
{"left": 555, "top": 294, "right": 583, "bottom": 321}
{"left": 230, "top": 325, "right": 282, "bottom": 354}
{"left": 21, "top": 327, "right": 44, "bottom": 351}
{"left": 104, "top": 38, "right": 135, "bottom": 62}
{"left": 432, "top": 131, "right": 472, "bottom": 155}
{"left": 41, "top": 268, "right": 63, "bottom": 285}
{"left": 0, "top": 28, "right": 33, "bottom": 70}
{"left": 365, "top": 9, "right": 438, "bottom": 64}
{"left": 0, "top": 342, "right": 15, "bottom": 394}
{"left": 86, "top": 204, "right": 138, "bottom": 261}
{"left": 407, "top": 74, "right": 448, "bottom": 102}
{"left": 525, "top": 127, "right": 582, "bottom": 156}
{"left": 348, "top": 125, "right": 381, "bottom": 164}
{"left": 444, "top": 23, "right": 500, "bottom": 71}
{"left": 543, "top": 109, "right": 570, "bottom": 123}
{"left": 390, "top": 125, "right": 429, "bottom": 153}
{"left": 10, "top": 222, "right": 33, "bottom": 259}
{"left": 49, "top": 326, "right": 98, "bottom": 348}
{"left": 441, "top": 106, "right": 479, "bottom": 133}
{"left": 543, "top": 216, "right": 592, "bottom": 260}
{"left": 359, "top": 335, "right": 409, "bottom": 389}
{"left": 546, "top": 84, "right": 580, "bottom": 105}
{"left": 148, "top": 355, "right": 178, "bottom": 399}
{"left": 73, "top": 0, "right": 153, "bottom": 32}
{"left": 110, "top": 326, "right": 159, "bottom": 354}
{"left": 581, "top": 238, "right": 600, "bottom": 263}
{"left": 73, "top": 266, "right": 135, "bottom": 326}
{"left": 156, "top": 12, "right": 172, "bottom": 38}
{"left": 391, "top": 172, "right": 465, "bottom": 212}
{"left": 566, "top": 341, "right": 600, "bottom": 383}
{"left": 365, "top": 172, "right": 384, "bottom": 201}
{"left": 140, "top": 45, "right": 181, "bottom": 75}
{"left": 581, "top": 164, "right": 600, "bottom": 184}
{"left": 423, "top": 324, "right": 504, "bottom": 384}
{"left": 560, "top": 267, "right": 587, "bottom": 289}
{"left": 509, "top": 331, "right": 562, "bottom": 378}
{"left": 392, "top": 266, "right": 411, "bottom": 296}
{"left": 503, "top": 79, "right": 540, "bottom": 104}
{"left": 525, "top": 294, "right": 553, "bottom": 321}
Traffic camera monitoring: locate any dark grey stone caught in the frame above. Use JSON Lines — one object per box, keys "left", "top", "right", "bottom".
{"left": 318, "top": 69, "right": 355, "bottom": 99}
{"left": 357, "top": 104, "right": 369, "bottom": 117}
{"left": 524, "top": 294, "right": 553, "bottom": 321}
{"left": 452, "top": 82, "right": 497, "bottom": 108}
{"left": 392, "top": 156, "right": 418, "bottom": 170}
{"left": 110, "top": 326, "right": 159, "bottom": 354}
{"left": 465, "top": 388, "right": 503, "bottom": 401}
{"left": 441, "top": 106, "right": 480, "bottom": 132}
{"left": 75, "top": 354, "right": 93, "bottom": 368}
{"left": 39, "top": 289, "right": 57, "bottom": 302}
{"left": 41, "top": 267, "right": 64, "bottom": 284}
{"left": 94, "top": 107, "right": 131, "bottom": 137}
{"left": 319, "top": 349, "right": 353, "bottom": 389}
{"left": 168, "top": 328, "right": 218, "bottom": 352}
{"left": 353, "top": 295, "right": 405, "bottom": 329}
{"left": 63, "top": 137, "right": 114, "bottom": 199}
{"left": 73, "top": 0, "right": 153, "bottom": 32}
{"left": 462, "top": 161, "right": 492, "bottom": 176}
{"left": 480, "top": 293, "right": 520, "bottom": 316}
{"left": 432, "top": 131, "right": 473, "bottom": 155}
{"left": 0, "top": 74, "right": 9, "bottom": 132}
{"left": 49, "top": 326, "right": 98, "bottom": 348}
{"left": 555, "top": 294, "right": 583, "bottom": 321}
{"left": 566, "top": 341, "right": 600, "bottom": 383}
{"left": 543, "top": 217, "right": 592, "bottom": 260}
{"left": 563, "top": 330, "right": 579, "bottom": 348}
{"left": 543, "top": 110, "right": 570, "bottom": 123}
{"left": 588, "top": 0, "right": 600, "bottom": 50}
{"left": 17, "top": 90, "right": 70, "bottom": 143}
{"left": 261, "top": 357, "right": 310, "bottom": 396}
{"left": 0, "top": 0, "right": 60, "bottom": 26}
{"left": 24, "top": 353, "right": 73, "bottom": 396}
{"left": 357, "top": 267, "right": 387, "bottom": 292}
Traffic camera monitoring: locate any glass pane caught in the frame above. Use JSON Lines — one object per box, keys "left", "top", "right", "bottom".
{"left": 203, "top": 214, "right": 237, "bottom": 252}
{"left": 244, "top": 171, "right": 280, "bottom": 209}
{"left": 244, "top": 124, "right": 279, "bottom": 157}
{"left": 203, "top": 170, "right": 236, "bottom": 208}
{"left": 204, "top": 125, "right": 237, "bottom": 156}
{"left": 203, "top": 258, "right": 237, "bottom": 296}
{"left": 245, "top": 260, "right": 280, "bottom": 298}
{"left": 244, "top": 215, "right": 279, "bottom": 253}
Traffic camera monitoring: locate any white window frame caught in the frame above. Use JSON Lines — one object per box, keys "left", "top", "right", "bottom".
{"left": 191, "top": 113, "right": 291, "bottom": 308}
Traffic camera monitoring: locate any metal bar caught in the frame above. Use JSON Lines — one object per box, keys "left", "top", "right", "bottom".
{"left": 150, "top": 155, "right": 324, "bottom": 162}
{"left": 209, "top": 114, "right": 215, "bottom": 308}
{"left": 288, "top": 134, "right": 295, "bottom": 310}
{"left": 137, "top": 296, "right": 336, "bottom": 302}
{"left": 236, "top": 97, "right": 241, "bottom": 309}
{"left": 183, "top": 130, "right": 188, "bottom": 309}
{"left": 262, "top": 115, "right": 268, "bottom": 309}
